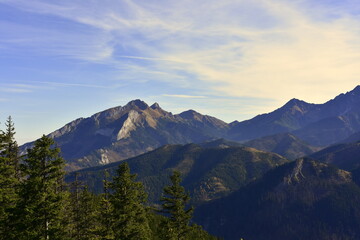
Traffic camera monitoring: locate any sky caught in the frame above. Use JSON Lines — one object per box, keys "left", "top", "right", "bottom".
{"left": 0, "top": 0, "right": 359, "bottom": 144}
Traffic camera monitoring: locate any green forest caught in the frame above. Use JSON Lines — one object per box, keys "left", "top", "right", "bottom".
{"left": 0, "top": 117, "right": 217, "bottom": 240}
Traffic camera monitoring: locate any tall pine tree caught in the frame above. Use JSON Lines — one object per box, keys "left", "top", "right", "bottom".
{"left": 69, "top": 172, "right": 101, "bottom": 240}
{"left": 98, "top": 169, "right": 114, "bottom": 239}
{"left": 160, "top": 171, "right": 193, "bottom": 240}
{"left": 108, "top": 162, "right": 151, "bottom": 240}
{"left": 2, "top": 116, "right": 20, "bottom": 177}
{"left": 0, "top": 116, "right": 20, "bottom": 240}
{"left": 17, "top": 135, "right": 69, "bottom": 240}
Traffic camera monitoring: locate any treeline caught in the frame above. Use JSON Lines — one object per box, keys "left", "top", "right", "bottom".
{"left": 0, "top": 117, "right": 218, "bottom": 240}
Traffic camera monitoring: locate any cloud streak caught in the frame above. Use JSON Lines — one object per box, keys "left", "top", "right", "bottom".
{"left": 1, "top": 0, "right": 359, "bottom": 105}
{"left": 32, "top": 81, "right": 113, "bottom": 89}
{"left": 162, "top": 94, "right": 207, "bottom": 99}
{"left": 2, "top": 0, "right": 359, "bottom": 144}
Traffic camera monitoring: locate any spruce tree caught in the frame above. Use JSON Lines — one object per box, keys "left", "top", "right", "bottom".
{"left": 2, "top": 116, "right": 20, "bottom": 177}
{"left": 17, "top": 135, "right": 69, "bottom": 240}
{"left": 160, "top": 171, "right": 193, "bottom": 240}
{"left": 69, "top": 172, "right": 101, "bottom": 240}
{"left": 0, "top": 116, "right": 20, "bottom": 240}
{"left": 98, "top": 169, "right": 114, "bottom": 239}
{"left": 108, "top": 162, "right": 151, "bottom": 240}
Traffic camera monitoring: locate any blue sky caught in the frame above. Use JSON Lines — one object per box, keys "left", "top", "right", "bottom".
{"left": 0, "top": 0, "right": 359, "bottom": 144}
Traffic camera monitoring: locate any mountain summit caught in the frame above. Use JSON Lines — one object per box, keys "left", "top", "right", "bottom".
{"left": 21, "top": 86, "right": 360, "bottom": 171}
{"left": 229, "top": 85, "right": 360, "bottom": 146}
{"left": 27, "top": 100, "right": 228, "bottom": 171}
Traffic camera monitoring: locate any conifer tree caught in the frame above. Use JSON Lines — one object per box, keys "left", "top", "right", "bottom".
{"left": 108, "top": 162, "right": 151, "bottom": 240}
{"left": 0, "top": 116, "right": 20, "bottom": 240}
{"left": 17, "top": 135, "right": 69, "bottom": 240}
{"left": 2, "top": 116, "right": 20, "bottom": 177}
{"left": 160, "top": 171, "right": 193, "bottom": 240}
{"left": 69, "top": 173, "right": 101, "bottom": 240}
{"left": 98, "top": 169, "right": 114, "bottom": 239}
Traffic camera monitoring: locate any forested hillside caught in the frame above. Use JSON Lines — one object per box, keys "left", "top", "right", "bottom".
{"left": 194, "top": 159, "right": 360, "bottom": 240}
{"left": 67, "top": 143, "right": 288, "bottom": 205}
{"left": 0, "top": 118, "right": 216, "bottom": 240}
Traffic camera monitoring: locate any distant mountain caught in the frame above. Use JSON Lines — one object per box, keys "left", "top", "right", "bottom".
{"left": 229, "top": 85, "right": 360, "bottom": 146}
{"left": 339, "top": 131, "right": 360, "bottom": 144}
{"left": 199, "top": 138, "right": 243, "bottom": 148}
{"left": 194, "top": 158, "right": 360, "bottom": 240}
{"left": 244, "top": 133, "right": 321, "bottom": 160}
{"left": 310, "top": 141, "right": 360, "bottom": 171}
{"left": 229, "top": 98, "right": 318, "bottom": 140}
{"left": 21, "top": 85, "right": 360, "bottom": 171}
{"left": 67, "top": 143, "right": 288, "bottom": 205}
{"left": 23, "top": 100, "right": 229, "bottom": 171}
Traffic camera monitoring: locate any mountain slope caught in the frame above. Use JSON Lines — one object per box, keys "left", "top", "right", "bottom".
{"left": 229, "top": 85, "right": 360, "bottom": 146}
{"left": 339, "top": 131, "right": 360, "bottom": 144}
{"left": 194, "top": 159, "right": 360, "bottom": 240}
{"left": 23, "top": 100, "right": 229, "bottom": 171}
{"left": 229, "top": 98, "right": 319, "bottom": 141}
{"left": 67, "top": 143, "right": 289, "bottom": 205}
{"left": 244, "top": 133, "right": 321, "bottom": 160}
{"left": 21, "top": 85, "right": 360, "bottom": 171}
{"left": 199, "top": 138, "right": 243, "bottom": 148}
{"left": 310, "top": 141, "right": 360, "bottom": 171}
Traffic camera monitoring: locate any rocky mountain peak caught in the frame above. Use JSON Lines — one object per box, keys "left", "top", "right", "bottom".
{"left": 178, "top": 109, "right": 202, "bottom": 120}
{"left": 150, "top": 102, "right": 161, "bottom": 109}
{"left": 282, "top": 98, "right": 311, "bottom": 111}
{"left": 286, "top": 98, "right": 302, "bottom": 105}
{"left": 125, "top": 99, "right": 149, "bottom": 110}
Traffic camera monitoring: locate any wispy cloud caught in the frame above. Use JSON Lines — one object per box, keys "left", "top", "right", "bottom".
{"left": 32, "top": 81, "right": 113, "bottom": 89}
{"left": 0, "top": 82, "right": 112, "bottom": 95}
{"left": 119, "top": 56, "right": 186, "bottom": 63}
{"left": 1, "top": 0, "right": 359, "bottom": 104}
{"left": 0, "top": 82, "right": 51, "bottom": 93}
{"left": 1, "top": 88, "right": 32, "bottom": 93}
{"left": 162, "top": 94, "right": 207, "bottom": 99}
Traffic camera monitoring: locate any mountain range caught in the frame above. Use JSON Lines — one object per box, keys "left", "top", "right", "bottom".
{"left": 194, "top": 158, "right": 360, "bottom": 240}
{"left": 19, "top": 85, "right": 360, "bottom": 240}
{"left": 243, "top": 132, "right": 321, "bottom": 160}
{"left": 67, "top": 142, "right": 288, "bottom": 205}
{"left": 22, "top": 100, "right": 229, "bottom": 171}
{"left": 310, "top": 141, "right": 360, "bottom": 171}
{"left": 229, "top": 85, "right": 360, "bottom": 146}
{"left": 21, "top": 85, "right": 360, "bottom": 172}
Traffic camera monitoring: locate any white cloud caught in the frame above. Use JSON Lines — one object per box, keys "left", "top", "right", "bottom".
{"left": 1, "top": 0, "right": 359, "bottom": 105}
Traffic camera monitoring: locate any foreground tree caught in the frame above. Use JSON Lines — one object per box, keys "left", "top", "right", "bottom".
{"left": 17, "top": 135, "right": 69, "bottom": 240}
{"left": 160, "top": 171, "right": 193, "bottom": 240}
{"left": 0, "top": 117, "right": 20, "bottom": 239}
{"left": 68, "top": 172, "right": 101, "bottom": 240}
{"left": 98, "top": 169, "right": 114, "bottom": 239}
{"left": 1, "top": 116, "right": 20, "bottom": 175}
{"left": 109, "top": 162, "right": 151, "bottom": 240}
